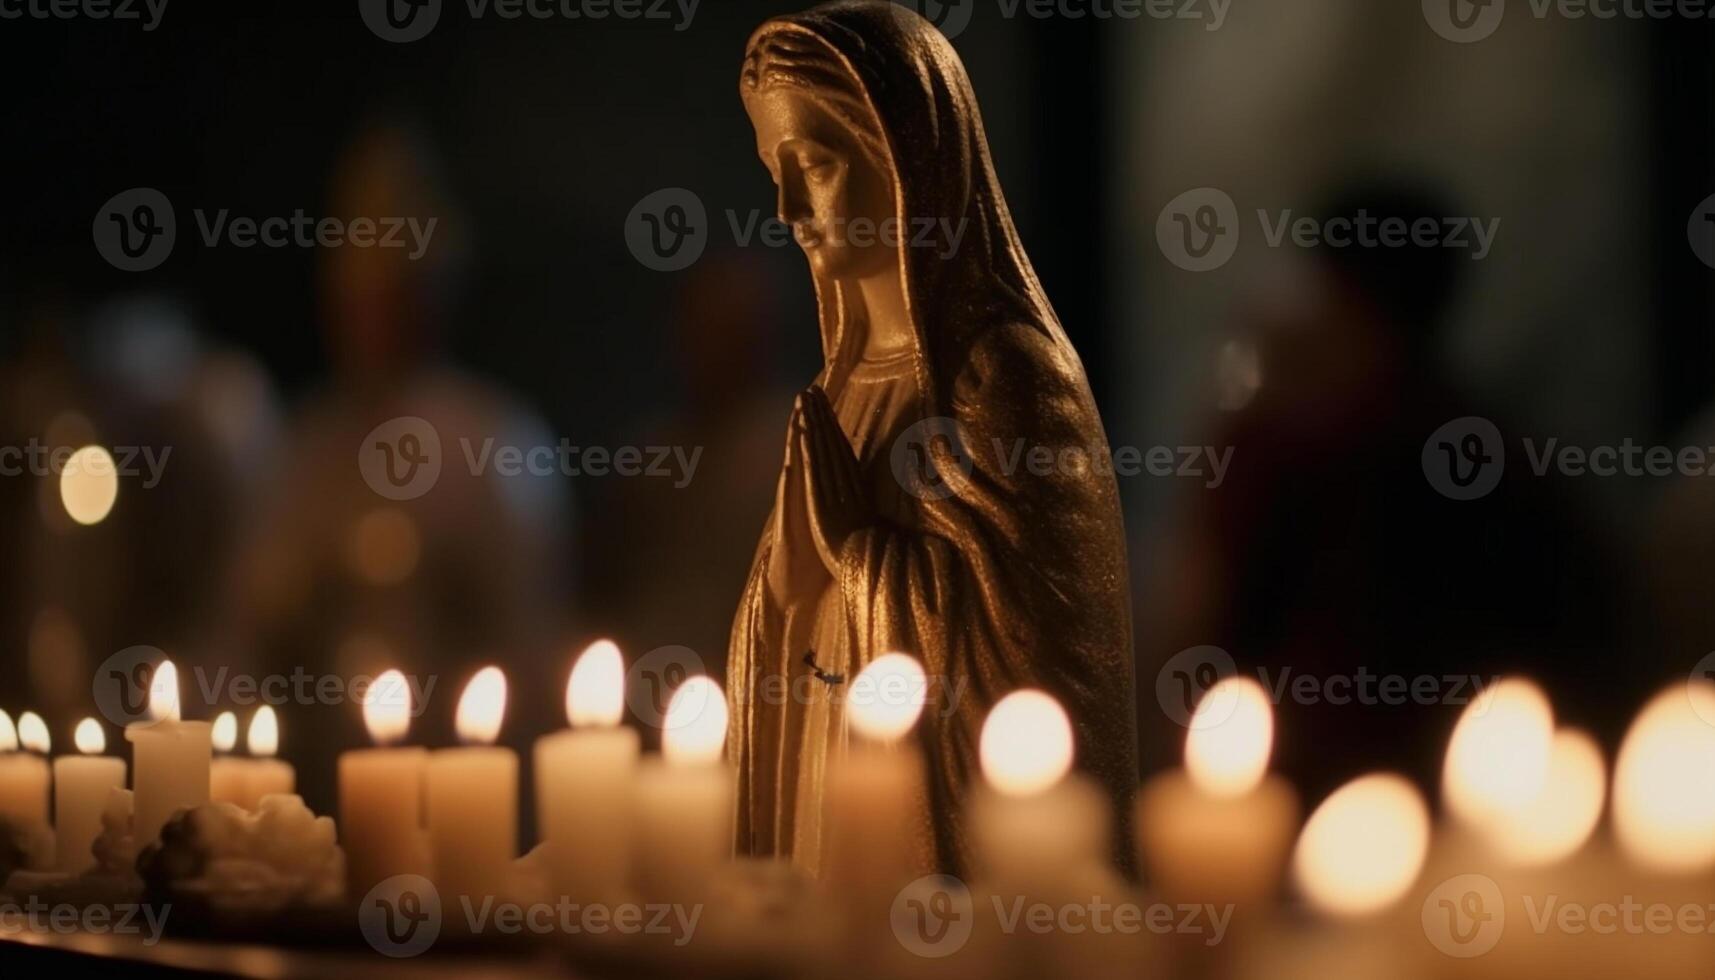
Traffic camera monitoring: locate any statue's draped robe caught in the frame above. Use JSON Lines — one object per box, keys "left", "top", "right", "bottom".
{"left": 729, "top": 0, "right": 1138, "bottom": 878}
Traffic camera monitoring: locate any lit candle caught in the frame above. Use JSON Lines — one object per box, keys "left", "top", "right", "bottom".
{"left": 534, "top": 640, "right": 639, "bottom": 903}
{"left": 1442, "top": 677, "right": 1554, "bottom": 839}
{"left": 1137, "top": 676, "right": 1298, "bottom": 906}
{"left": 54, "top": 718, "right": 126, "bottom": 873}
{"left": 209, "top": 712, "right": 245, "bottom": 807}
{"left": 0, "top": 711, "right": 52, "bottom": 836}
{"left": 968, "top": 690, "right": 1108, "bottom": 894}
{"left": 1613, "top": 680, "right": 1715, "bottom": 874}
{"left": 825, "top": 653, "right": 929, "bottom": 912}
{"left": 239, "top": 707, "right": 295, "bottom": 808}
{"left": 633, "top": 676, "right": 730, "bottom": 904}
{"left": 125, "top": 660, "right": 213, "bottom": 849}
{"left": 339, "top": 669, "right": 430, "bottom": 898}
{"left": 1291, "top": 772, "right": 1429, "bottom": 918}
{"left": 426, "top": 666, "right": 517, "bottom": 900}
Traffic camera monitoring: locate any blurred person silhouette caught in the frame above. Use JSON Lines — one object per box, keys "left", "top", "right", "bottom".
{"left": 229, "top": 120, "right": 568, "bottom": 817}
{"left": 1138, "top": 181, "right": 1624, "bottom": 805}
{"left": 0, "top": 294, "right": 275, "bottom": 724}
{"left": 581, "top": 249, "right": 798, "bottom": 741}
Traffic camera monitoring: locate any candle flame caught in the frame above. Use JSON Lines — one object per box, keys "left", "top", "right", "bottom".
{"left": 567, "top": 639, "right": 625, "bottom": 728}
{"left": 455, "top": 667, "right": 508, "bottom": 746}
{"left": 1488, "top": 728, "right": 1605, "bottom": 867}
{"left": 363, "top": 669, "right": 412, "bottom": 747}
{"left": 1185, "top": 676, "right": 1273, "bottom": 797}
{"left": 1442, "top": 677, "right": 1554, "bottom": 829}
{"left": 149, "top": 660, "right": 181, "bottom": 723}
{"left": 1292, "top": 773, "right": 1429, "bottom": 918}
{"left": 211, "top": 712, "right": 238, "bottom": 753}
{"left": 847, "top": 652, "right": 928, "bottom": 742}
{"left": 662, "top": 676, "right": 728, "bottom": 765}
{"left": 979, "top": 689, "right": 1073, "bottom": 797}
{"left": 249, "top": 706, "right": 280, "bottom": 758}
{"left": 1614, "top": 681, "right": 1715, "bottom": 873}
{"left": 18, "top": 712, "right": 49, "bottom": 754}
{"left": 0, "top": 711, "right": 15, "bottom": 752}
{"left": 60, "top": 445, "right": 119, "bottom": 526}
{"left": 75, "top": 718, "right": 106, "bottom": 755}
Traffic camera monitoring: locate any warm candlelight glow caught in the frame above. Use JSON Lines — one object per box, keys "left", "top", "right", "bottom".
{"left": 59, "top": 445, "right": 119, "bottom": 526}
{"left": 18, "top": 712, "right": 50, "bottom": 754}
{"left": 211, "top": 712, "right": 238, "bottom": 753}
{"left": 980, "top": 689, "right": 1073, "bottom": 797}
{"left": 1613, "top": 681, "right": 1715, "bottom": 873}
{"left": 363, "top": 669, "right": 412, "bottom": 747}
{"left": 1185, "top": 676, "right": 1273, "bottom": 797}
{"left": 662, "top": 676, "right": 728, "bottom": 765}
{"left": 1293, "top": 773, "right": 1429, "bottom": 918}
{"left": 455, "top": 667, "right": 508, "bottom": 746}
{"left": 1489, "top": 728, "right": 1605, "bottom": 866}
{"left": 567, "top": 639, "right": 625, "bottom": 728}
{"left": 249, "top": 706, "right": 279, "bottom": 758}
{"left": 74, "top": 718, "right": 106, "bottom": 755}
{"left": 847, "top": 652, "right": 928, "bottom": 742}
{"left": 149, "top": 660, "right": 182, "bottom": 723}
{"left": 1442, "top": 677, "right": 1554, "bottom": 828}
{"left": 0, "top": 710, "right": 16, "bottom": 752}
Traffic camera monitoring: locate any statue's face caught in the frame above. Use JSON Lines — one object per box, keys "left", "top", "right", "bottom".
{"left": 747, "top": 87, "right": 895, "bottom": 281}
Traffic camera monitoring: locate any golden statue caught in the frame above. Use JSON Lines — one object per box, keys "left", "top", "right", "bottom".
{"left": 729, "top": 0, "right": 1137, "bottom": 878}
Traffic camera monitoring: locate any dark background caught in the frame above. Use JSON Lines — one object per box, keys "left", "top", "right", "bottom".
{"left": 1, "top": 0, "right": 1713, "bottom": 822}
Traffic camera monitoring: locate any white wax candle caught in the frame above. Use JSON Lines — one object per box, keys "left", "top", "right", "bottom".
{"left": 633, "top": 676, "right": 731, "bottom": 905}
{"left": 0, "top": 711, "right": 51, "bottom": 833}
{"left": 54, "top": 719, "right": 126, "bottom": 873}
{"left": 1137, "top": 677, "right": 1298, "bottom": 906}
{"left": 239, "top": 706, "right": 295, "bottom": 808}
{"left": 427, "top": 667, "right": 517, "bottom": 900}
{"left": 825, "top": 654, "right": 930, "bottom": 912}
{"left": 968, "top": 690, "right": 1108, "bottom": 894}
{"left": 125, "top": 661, "right": 213, "bottom": 848}
{"left": 340, "top": 669, "right": 429, "bottom": 899}
{"left": 535, "top": 640, "right": 639, "bottom": 903}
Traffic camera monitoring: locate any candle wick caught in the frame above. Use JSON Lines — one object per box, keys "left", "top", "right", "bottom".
{"left": 802, "top": 651, "right": 845, "bottom": 687}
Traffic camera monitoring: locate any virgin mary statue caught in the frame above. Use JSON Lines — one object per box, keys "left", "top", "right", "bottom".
{"left": 729, "top": 0, "right": 1137, "bottom": 878}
